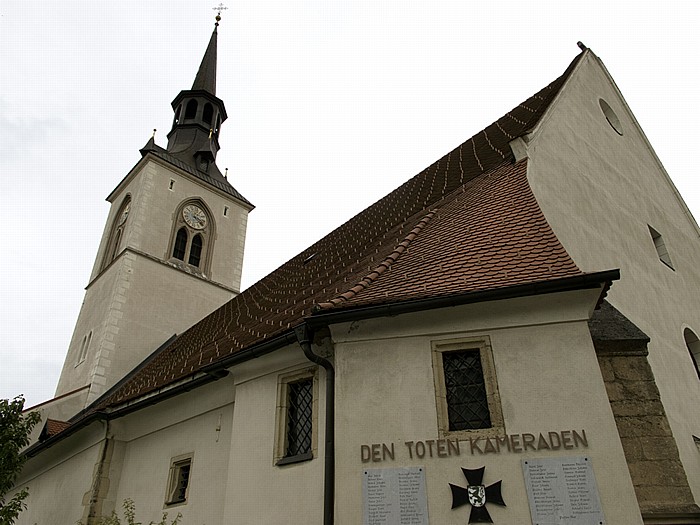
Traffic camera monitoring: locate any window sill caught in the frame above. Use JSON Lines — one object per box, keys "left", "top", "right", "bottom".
{"left": 276, "top": 451, "right": 313, "bottom": 466}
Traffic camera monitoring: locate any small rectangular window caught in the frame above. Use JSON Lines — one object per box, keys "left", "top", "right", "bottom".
{"left": 648, "top": 225, "right": 674, "bottom": 270}
{"left": 286, "top": 379, "right": 313, "bottom": 457}
{"left": 442, "top": 350, "right": 491, "bottom": 430}
{"left": 432, "top": 337, "right": 503, "bottom": 438}
{"left": 223, "top": 206, "right": 229, "bottom": 217}
{"left": 169, "top": 179, "right": 175, "bottom": 191}
{"left": 165, "top": 456, "right": 192, "bottom": 506}
{"left": 275, "top": 369, "right": 317, "bottom": 466}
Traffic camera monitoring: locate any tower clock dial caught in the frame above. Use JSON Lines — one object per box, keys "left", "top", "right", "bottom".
{"left": 183, "top": 204, "right": 207, "bottom": 230}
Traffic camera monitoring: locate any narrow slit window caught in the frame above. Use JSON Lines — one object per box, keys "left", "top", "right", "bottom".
{"left": 285, "top": 379, "right": 313, "bottom": 458}
{"left": 223, "top": 206, "right": 229, "bottom": 217}
{"left": 648, "top": 225, "right": 674, "bottom": 269}
{"left": 188, "top": 234, "right": 203, "bottom": 267}
{"left": 173, "top": 228, "right": 188, "bottom": 260}
{"left": 685, "top": 328, "right": 700, "bottom": 379}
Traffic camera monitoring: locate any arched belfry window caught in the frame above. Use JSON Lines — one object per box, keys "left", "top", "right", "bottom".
{"left": 168, "top": 200, "right": 215, "bottom": 274}
{"left": 184, "top": 99, "right": 198, "bottom": 120}
{"left": 203, "top": 103, "right": 214, "bottom": 125}
{"left": 173, "top": 104, "right": 182, "bottom": 128}
{"left": 103, "top": 196, "right": 131, "bottom": 269}
{"left": 685, "top": 328, "right": 700, "bottom": 379}
{"left": 173, "top": 228, "right": 188, "bottom": 260}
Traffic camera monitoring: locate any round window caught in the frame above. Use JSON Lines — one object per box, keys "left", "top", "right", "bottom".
{"left": 599, "top": 99, "right": 623, "bottom": 136}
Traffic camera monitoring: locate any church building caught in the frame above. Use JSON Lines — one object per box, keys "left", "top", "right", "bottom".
{"left": 13, "top": 15, "right": 700, "bottom": 525}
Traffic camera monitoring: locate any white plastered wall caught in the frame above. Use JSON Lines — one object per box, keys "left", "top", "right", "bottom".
{"left": 107, "top": 378, "right": 236, "bottom": 525}
{"left": 14, "top": 423, "right": 105, "bottom": 525}
{"left": 222, "top": 345, "right": 326, "bottom": 525}
{"left": 331, "top": 290, "right": 643, "bottom": 524}
{"left": 56, "top": 155, "right": 250, "bottom": 405}
{"left": 526, "top": 50, "right": 700, "bottom": 502}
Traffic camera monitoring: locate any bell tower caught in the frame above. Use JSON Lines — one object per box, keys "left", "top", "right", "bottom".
{"left": 54, "top": 15, "right": 253, "bottom": 408}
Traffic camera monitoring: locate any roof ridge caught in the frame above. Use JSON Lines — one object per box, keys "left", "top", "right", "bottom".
{"left": 314, "top": 209, "right": 438, "bottom": 310}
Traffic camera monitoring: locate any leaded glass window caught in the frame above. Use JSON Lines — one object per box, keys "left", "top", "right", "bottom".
{"left": 285, "top": 379, "right": 313, "bottom": 457}
{"left": 442, "top": 349, "right": 491, "bottom": 430}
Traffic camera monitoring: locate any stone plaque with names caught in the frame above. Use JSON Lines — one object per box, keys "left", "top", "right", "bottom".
{"left": 522, "top": 457, "right": 605, "bottom": 524}
{"left": 363, "top": 467, "right": 428, "bottom": 525}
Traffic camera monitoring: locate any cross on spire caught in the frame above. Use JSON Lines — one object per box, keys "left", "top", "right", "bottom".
{"left": 213, "top": 3, "right": 227, "bottom": 24}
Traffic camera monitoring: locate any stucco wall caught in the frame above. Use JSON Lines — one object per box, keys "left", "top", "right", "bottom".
{"left": 111, "top": 402, "right": 234, "bottom": 524}
{"left": 223, "top": 346, "right": 326, "bottom": 524}
{"left": 14, "top": 423, "right": 105, "bottom": 525}
{"left": 332, "top": 291, "right": 643, "bottom": 524}
{"left": 93, "top": 158, "right": 249, "bottom": 291}
{"left": 526, "top": 51, "right": 700, "bottom": 502}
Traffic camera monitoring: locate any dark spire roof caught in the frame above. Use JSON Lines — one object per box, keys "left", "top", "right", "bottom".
{"left": 191, "top": 24, "right": 218, "bottom": 94}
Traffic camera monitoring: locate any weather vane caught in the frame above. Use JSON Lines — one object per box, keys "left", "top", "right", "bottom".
{"left": 213, "top": 3, "right": 228, "bottom": 24}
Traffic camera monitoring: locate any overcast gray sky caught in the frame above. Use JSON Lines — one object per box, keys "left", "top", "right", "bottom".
{"left": 1, "top": 1, "right": 698, "bottom": 408}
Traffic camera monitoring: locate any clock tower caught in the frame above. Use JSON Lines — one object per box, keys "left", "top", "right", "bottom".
{"left": 54, "top": 16, "right": 253, "bottom": 408}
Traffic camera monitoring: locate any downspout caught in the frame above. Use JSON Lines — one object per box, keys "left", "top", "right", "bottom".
{"left": 295, "top": 324, "right": 334, "bottom": 525}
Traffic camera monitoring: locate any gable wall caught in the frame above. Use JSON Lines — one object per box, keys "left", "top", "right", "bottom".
{"left": 330, "top": 291, "right": 642, "bottom": 524}
{"left": 527, "top": 51, "right": 700, "bottom": 503}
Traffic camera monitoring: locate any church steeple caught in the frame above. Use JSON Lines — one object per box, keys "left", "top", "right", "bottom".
{"left": 166, "top": 15, "right": 227, "bottom": 175}
{"left": 191, "top": 22, "right": 218, "bottom": 94}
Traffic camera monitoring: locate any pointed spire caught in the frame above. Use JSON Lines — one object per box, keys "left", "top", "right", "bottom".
{"left": 191, "top": 18, "right": 219, "bottom": 94}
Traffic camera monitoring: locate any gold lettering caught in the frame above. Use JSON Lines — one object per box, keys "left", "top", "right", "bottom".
{"left": 361, "top": 445, "right": 371, "bottom": 462}
{"left": 522, "top": 433, "right": 536, "bottom": 452}
{"left": 573, "top": 429, "right": 588, "bottom": 448}
{"left": 537, "top": 434, "right": 551, "bottom": 450}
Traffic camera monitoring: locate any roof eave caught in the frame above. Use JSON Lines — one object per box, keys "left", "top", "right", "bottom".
{"left": 306, "top": 269, "right": 620, "bottom": 329}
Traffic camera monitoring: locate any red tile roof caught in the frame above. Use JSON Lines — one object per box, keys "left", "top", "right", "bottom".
{"left": 40, "top": 419, "right": 71, "bottom": 440}
{"left": 93, "top": 51, "right": 586, "bottom": 410}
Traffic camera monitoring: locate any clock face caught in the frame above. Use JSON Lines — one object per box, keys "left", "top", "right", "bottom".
{"left": 118, "top": 202, "right": 131, "bottom": 225}
{"left": 183, "top": 204, "right": 207, "bottom": 230}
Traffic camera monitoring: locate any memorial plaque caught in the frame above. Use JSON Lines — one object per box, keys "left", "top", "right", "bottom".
{"left": 363, "top": 467, "right": 428, "bottom": 525}
{"left": 522, "top": 457, "right": 605, "bottom": 524}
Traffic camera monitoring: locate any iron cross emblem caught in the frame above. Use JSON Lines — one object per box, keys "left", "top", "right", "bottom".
{"left": 449, "top": 466, "right": 506, "bottom": 523}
